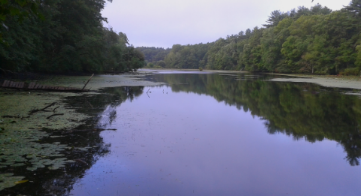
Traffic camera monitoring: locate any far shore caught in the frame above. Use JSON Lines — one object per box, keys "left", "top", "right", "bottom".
{"left": 141, "top": 68, "right": 361, "bottom": 90}
{"left": 269, "top": 73, "right": 361, "bottom": 90}
{"left": 138, "top": 68, "right": 249, "bottom": 74}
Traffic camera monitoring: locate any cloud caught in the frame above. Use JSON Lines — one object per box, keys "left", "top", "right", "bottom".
{"left": 102, "top": 0, "right": 351, "bottom": 48}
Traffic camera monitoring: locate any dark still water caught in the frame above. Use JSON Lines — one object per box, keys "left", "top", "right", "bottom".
{"left": 70, "top": 73, "right": 361, "bottom": 196}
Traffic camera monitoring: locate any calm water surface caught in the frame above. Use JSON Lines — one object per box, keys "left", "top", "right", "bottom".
{"left": 70, "top": 72, "right": 361, "bottom": 196}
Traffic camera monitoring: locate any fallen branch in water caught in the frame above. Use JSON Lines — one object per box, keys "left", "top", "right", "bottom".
{"left": 2, "top": 115, "right": 30, "bottom": 119}
{"left": 53, "top": 106, "right": 59, "bottom": 112}
{"left": 81, "top": 74, "right": 94, "bottom": 91}
{"left": 74, "top": 159, "right": 88, "bottom": 166}
{"left": 47, "top": 113, "right": 64, "bottom": 119}
{"left": 41, "top": 102, "right": 57, "bottom": 111}
{"left": 29, "top": 102, "right": 57, "bottom": 115}
{"left": 2, "top": 115, "right": 20, "bottom": 118}
{"left": 85, "top": 100, "right": 94, "bottom": 109}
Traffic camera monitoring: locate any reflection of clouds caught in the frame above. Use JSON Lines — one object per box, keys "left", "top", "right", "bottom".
{"left": 98, "top": 105, "right": 117, "bottom": 128}
{"left": 72, "top": 85, "right": 361, "bottom": 196}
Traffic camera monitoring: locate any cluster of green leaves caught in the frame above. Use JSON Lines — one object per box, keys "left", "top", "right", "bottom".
{"left": 136, "top": 47, "right": 171, "bottom": 68}
{"left": 0, "top": 0, "right": 42, "bottom": 24}
{"left": 161, "top": 2, "right": 361, "bottom": 75}
{"left": 0, "top": 0, "right": 145, "bottom": 73}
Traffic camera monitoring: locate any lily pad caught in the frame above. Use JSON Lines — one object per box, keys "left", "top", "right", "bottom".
{"left": 0, "top": 173, "right": 25, "bottom": 191}
{"left": 0, "top": 130, "right": 72, "bottom": 172}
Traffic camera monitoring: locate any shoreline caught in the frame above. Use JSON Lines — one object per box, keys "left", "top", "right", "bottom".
{"left": 269, "top": 73, "right": 361, "bottom": 90}
{"left": 141, "top": 68, "right": 361, "bottom": 90}
{"left": 139, "top": 68, "right": 249, "bottom": 74}
{"left": 0, "top": 73, "right": 164, "bottom": 132}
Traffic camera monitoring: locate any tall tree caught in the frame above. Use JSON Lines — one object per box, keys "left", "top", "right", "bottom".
{"left": 264, "top": 10, "right": 288, "bottom": 28}
{"left": 345, "top": 0, "right": 361, "bottom": 17}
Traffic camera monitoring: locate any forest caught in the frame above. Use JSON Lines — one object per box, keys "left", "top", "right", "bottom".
{"left": 0, "top": 0, "right": 145, "bottom": 74}
{"left": 145, "top": 1, "right": 361, "bottom": 75}
{"left": 2, "top": 1, "right": 361, "bottom": 75}
{"left": 136, "top": 47, "right": 170, "bottom": 68}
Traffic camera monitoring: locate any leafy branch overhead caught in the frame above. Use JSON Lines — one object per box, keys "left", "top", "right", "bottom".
{"left": 0, "top": 0, "right": 42, "bottom": 22}
{"left": 0, "top": 0, "right": 144, "bottom": 74}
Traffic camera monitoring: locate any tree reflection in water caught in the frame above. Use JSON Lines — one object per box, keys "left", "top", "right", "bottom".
{"left": 2, "top": 72, "right": 361, "bottom": 195}
{"left": 0, "top": 86, "right": 144, "bottom": 196}
{"left": 149, "top": 73, "right": 361, "bottom": 166}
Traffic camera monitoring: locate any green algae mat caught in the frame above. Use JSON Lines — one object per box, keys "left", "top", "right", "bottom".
{"left": 0, "top": 73, "right": 162, "bottom": 192}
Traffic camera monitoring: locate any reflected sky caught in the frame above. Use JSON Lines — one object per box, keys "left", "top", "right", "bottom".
{"left": 70, "top": 85, "right": 361, "bottom": 196}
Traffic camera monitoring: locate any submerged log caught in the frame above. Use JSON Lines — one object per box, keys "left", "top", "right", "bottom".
{"left": 28, "top": 82, "right": 36, "bottom": 89}
{"left": 2, "top": 80, "right": 10, "bottom": 87}
{"left": 0, "top": 80, "right": 89, "bottom": 92}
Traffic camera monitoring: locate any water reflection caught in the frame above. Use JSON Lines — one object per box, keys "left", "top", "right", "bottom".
{"left": 150, "top": 73, "right": 361, "bottom": 166}
{"left": 70, "top": 73, "right": 361, "bottom": 196}
{"left": 0, "top": 87, "right": 143, "bottom": 195}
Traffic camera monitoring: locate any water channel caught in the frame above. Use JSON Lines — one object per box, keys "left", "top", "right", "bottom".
{"left": 2, "top": 71, "right": 361, "bottom": 195}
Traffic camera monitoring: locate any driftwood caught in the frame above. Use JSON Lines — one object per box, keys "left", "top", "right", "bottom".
{"left": 53, "top": 106, "right": 60, "bottom": 112}
{"left": 47, "top": 113, "right": 64, "bottom": 119}
{"left": 2, "top": 115, "right": 21, "bottom": 118}
{"left": 29, "top": 102, "right": 57, "bottom": 115}
{"left": 2, "top": 115, "right": 30, "bottom": 119}
{"left": 81, "top": 74, "right": 94, "bottom": 91}
{"left": 2, "top": 102, "right": 63, "bottom": 123}
{"left": 1, "top": 79, "right": 89, "bottom": 92}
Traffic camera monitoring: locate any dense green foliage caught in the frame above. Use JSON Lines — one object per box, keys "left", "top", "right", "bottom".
{"left": 151, "top": 73, "right": 361, "bottom": 165}
{"left": 164, "top": 43, "right": 211, "bottom": 69}
{"left": 160, "top": 2, "right": 361, "bottom": 75}
{"left": 0, "top": 0, "right": 145, "bottom": 74}
{"left": 136, "top": 47, "right": 171, "bottom": 68}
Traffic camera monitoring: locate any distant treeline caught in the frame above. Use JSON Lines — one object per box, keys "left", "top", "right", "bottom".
{"left": 0, "top": 0, "right": 145, "bottom": 74}
{"left": 136, "top": 47, "right": 171, "bottom": 68}
{"left": 145, "top": 1, "right": 361, "bottom": 75}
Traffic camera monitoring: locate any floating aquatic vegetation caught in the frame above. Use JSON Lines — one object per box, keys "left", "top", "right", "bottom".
{"left": 0, "top": 173, "right": 25, "bottom": 191}
{"left": 0, "top": 76, "right": 148, "bottom": 194}
{"left": 0, "top": 90, "right": 89, "bottom": 131}
{"left": 0, "top": 130, "right": 72, "bottom": 172}
{"left": 40, "top": 74, "right": 162, "bottom": 90}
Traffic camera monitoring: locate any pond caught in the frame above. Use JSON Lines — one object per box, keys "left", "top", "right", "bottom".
{"left": 72, "top": 72, "right": 361, "bottom": 196}
{"left": 2, "top": 71, "right": 361, "bottom": 195}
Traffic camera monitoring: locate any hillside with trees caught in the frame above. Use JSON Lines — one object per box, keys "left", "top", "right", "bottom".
{"left": 136, "top": 47, "right": 171, "bottom": 68}
{"left": 2, "top": 1, "right": 361, "bottom": 75}
{"left": 0, "top": 0, "right": 145, "bottom": 74}
{"left": 160, "top": 1, "right": 361, "bottom": 75}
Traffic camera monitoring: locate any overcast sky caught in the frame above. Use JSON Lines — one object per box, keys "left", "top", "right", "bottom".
{"left": 102, "top": 0, "right": 351, "bottom": 48}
